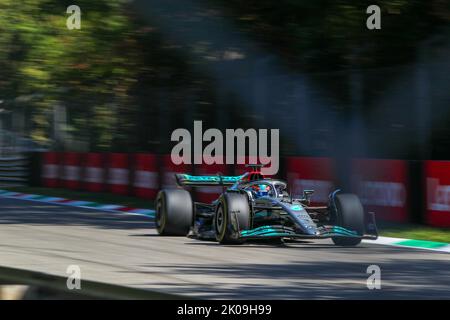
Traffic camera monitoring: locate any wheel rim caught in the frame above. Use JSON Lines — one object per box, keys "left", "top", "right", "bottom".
{"left": 216, "top": 206, "right": 224, "bottom": 234}
{"left": 156, "top": 199, "right": 165, "bottom": 231}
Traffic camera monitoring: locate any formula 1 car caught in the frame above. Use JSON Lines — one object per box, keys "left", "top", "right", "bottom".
{"left": 155, "top": 165, "right": 378, "bottom": 246}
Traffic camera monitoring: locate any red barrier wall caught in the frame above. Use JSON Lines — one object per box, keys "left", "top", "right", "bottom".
{"left": 42, "top": 152, "right": 61, "bottom": 187}
{"left": 425, "top": 160, "right": 450, "bottom": 227}
{"left": 160, "top": 155, "right": 192, "bottom": 189}
{"left": 62, "top": 152, "right": 82, "bottom": 190}
{"left": 37, "top": 151, "right": 450, "bottom": 227}
{"left": 133, "top": 153, "right": 158, "bottom": 199}
{"left": 285, "top": 157, "right": 335, "bottom": 205}
{"left": 83, "top": 153, "right": 105, "bottom": 192}
{"left": 195, "top": 161, "right": 228, "bottom": 203}
{"left": 351, "top": 159, "right": 408, "bottom": 222}
{"left": 107, "top": 153, "right": 130, "bottom": 195}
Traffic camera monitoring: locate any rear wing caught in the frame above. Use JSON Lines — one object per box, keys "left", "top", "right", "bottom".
{"left": 175, "top": 173, "right": 243, "bottom": 186}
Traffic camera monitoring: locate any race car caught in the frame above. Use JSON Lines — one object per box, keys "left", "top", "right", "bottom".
{"left": 155, "top": 165, "right": 378, "bottom": 246}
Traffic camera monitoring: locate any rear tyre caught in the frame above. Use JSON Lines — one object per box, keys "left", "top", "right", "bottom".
{"left": 331, "top": 193, "right": 364, "bottom": 246}
{"left": 215, "top": 193, "right": 251, "bottom": 244}
{"left": 156, "top": 189, "right": 193, "bottom": 236}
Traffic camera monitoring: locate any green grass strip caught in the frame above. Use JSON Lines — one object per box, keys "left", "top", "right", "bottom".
{"left": 378, "top": 221, "right": 450, "bottom": 243}
{"left": 395, "top": 239, "right": 449, "bottom": 249}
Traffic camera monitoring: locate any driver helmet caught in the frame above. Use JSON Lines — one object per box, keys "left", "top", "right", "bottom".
{"left": 252, "top": 184, "right": 270, "bottom": 198}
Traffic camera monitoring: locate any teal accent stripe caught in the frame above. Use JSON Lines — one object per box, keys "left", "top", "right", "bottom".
{"left": 329, "top": 229, "right": 358, "bottom": 236}
{"left": 242, "top": 232, "right": 294, "bottom": 238}
{"left": 241, "top": 226, "right": 281, "bottom": 235}
{"left": 243, "top": 230, "right": 284, "bottom": 237}
{"left": 241, "top": 225, "right": 295, "bottom": 237}
{"left": 332, "top": 226, "right": 358, "bottom": 235}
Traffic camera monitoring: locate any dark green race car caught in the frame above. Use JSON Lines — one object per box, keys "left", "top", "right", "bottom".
{"left": 155, "top": 165, "right": 378, "bottom": 246}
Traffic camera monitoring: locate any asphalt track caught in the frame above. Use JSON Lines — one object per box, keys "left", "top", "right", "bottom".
{"left": 0, "top": 197, "right": 449, "bottom": 299}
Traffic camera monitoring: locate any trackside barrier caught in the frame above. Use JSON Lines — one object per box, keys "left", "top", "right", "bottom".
{"left": 425, "top": 160, "right": 450, "bottom": 227}
{"left": 194, "top": 159, "right": 228, "bottom": 203}
{"left": 42, "top": 152, "right": 60, "bottom": 187}
{"left": 160, "top": 154, "right": 192, "bottom": 189}
{"left": 133, "top": 153, "right": 158, "bottom": 199}
{"left": 107, "top": 153, "right": 130, "bottom": 195}
{"left": 0, "top": 265, "right": 187, "bottom": 300}
{"left": 83, "top": 153, "right": 105, "bottom": 192}
{"left": 31, "top": 152, "right": 450, "bottom": 227}
{"left": 351, "top": 159, "right": 409, "bottom": 222}
{"left": 62, "top": 152, "right": 82, "bottom": 190}
{"left": 285, "top": 157, "right": 335, "bottom": 206}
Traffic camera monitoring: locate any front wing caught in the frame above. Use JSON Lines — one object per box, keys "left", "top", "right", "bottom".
{"left": 239, "top": 213, "right": 379, "bottom": 240}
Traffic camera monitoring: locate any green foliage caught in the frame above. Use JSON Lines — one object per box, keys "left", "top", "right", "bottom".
{"left": 0, "top": 0, "right": 161, "bottom": 150}
{"left": 211, "top": 0, "right": 443, "bottom": 70}
{"left": 1, "top": 0, "right": 447, "bottom": 152}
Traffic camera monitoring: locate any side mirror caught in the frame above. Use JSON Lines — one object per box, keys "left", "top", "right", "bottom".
{"left": 245, "top": 190, "right": 254, "bottom": 202}
{"left": 303, "top": 190, "right": 314, "bottom": 204}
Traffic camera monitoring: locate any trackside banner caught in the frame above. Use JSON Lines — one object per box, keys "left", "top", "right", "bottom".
{"left": 425, "top": 160, "right": 450, "bottom": 227}
{"left": 62, "top": 152, "right": 81, "bottom": 190}
{"left": 351, "top": 159, "right": 408, "bottom": 222}
{"left": 107, "top": 153, "right": 130, "bottom": 195}
{"left": 35, "top": 152, "right": 450, "bottom": 226}
{"left": 285, "top": 157, "right": 409, "bottom": 221}
{"left": 195, "top": 158, "right": 228, "bottom": 203}
{"left": 42, "top": 152, "right": 60, "bottom": 187}
{"left": 83, "top": 153, "right": 105, "bottom": 192}
{"left": 133, "top": 153, "right": 158, "bottom": 199}
{"left": 161, "top": 154, "right": 192, "bottom": 189}
{"left": 286, "top": 157, "right": 335, "bottom": 206}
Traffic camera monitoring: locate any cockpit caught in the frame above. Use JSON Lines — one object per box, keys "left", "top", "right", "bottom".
{"left": 242, "top": 180, "right": 288, "bottom": 199}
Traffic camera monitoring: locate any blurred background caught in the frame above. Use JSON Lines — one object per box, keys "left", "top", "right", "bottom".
{"left": 1, "top": 0, "right": 450, "bottom": 228}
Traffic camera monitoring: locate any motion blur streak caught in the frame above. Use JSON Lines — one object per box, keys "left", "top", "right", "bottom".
{"left": 132, "top": 0, "right": 450, "bottom": 189}
{"left": 0, "top": 198, "right": 449, "bottom": 299}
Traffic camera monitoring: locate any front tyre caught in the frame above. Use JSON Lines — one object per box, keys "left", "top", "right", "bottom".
{"left": 156, "top": 189, "right": 193, "bottom": 236}
{"left": 331, "top": 193, "right": 365, "bottom": 246}
{"left": 215, "top": 193, "right": 251, "bottom": 244}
